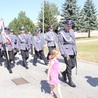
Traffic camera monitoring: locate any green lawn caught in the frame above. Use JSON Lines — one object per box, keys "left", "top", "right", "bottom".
{"left": 77, "top": 41, "right": 98, "bottom": 63}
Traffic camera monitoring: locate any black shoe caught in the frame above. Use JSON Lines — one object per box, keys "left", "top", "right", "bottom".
{"left": 68, "top": 81, "right": 76, "bottom": 87}
{"left": 61, "top": 72, "right": 67, "bottom": 82}
{"left": 45, "top": 62, "right": 48, "bottom": 65}
{"left": 33, "top": 63, "right": 37, "bottom": 66}
{"left": 0, "top": 63, "right": 2, "bottom": 66}
{"left": 8, "top": 69, "right": 13, "bottom": 73}
{"left": 25, "top": 66, "right": 29, "bottom": 69}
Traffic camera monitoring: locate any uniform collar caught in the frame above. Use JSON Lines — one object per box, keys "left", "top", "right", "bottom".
{"left": 63, "top": 28, "right": 69, "bottom": 33}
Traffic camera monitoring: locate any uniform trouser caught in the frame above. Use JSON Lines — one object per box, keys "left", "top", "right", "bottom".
{"left": 13, "top": 48, "right": 18, "bottom": 56}
{"left": 30, "top": 44, "right": 33, "bottom": 54}
{"left": 3, "top": 50, "right": 14, "bottom": 69}
{"left": 21, "top": 50, "right": 29, "bottom": 66}
{"left": 0, "top": 49, "right": 2, "bottom": 64}
{"left": 63, "top": 55, "right": 76, "bottom": 82}
{"left": 47, "top": 46, "right": 56, "bottom": 59}
{"left": 33, "top": 49, "right": 48, "bottom": 64}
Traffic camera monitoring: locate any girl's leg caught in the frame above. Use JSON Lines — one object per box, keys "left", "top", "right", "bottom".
{"left": 50, "top": 85, "right": 55, "bottom": 95}
{"left": 56, "top": 84, "right": 63, "bottom": 98}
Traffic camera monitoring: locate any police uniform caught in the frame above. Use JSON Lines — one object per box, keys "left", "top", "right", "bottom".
{"left": 45, "top": 25, "right": 58, "bottom": 60}
{"left": 0, "top": 34, "right": 2, "bottom": 66}
{"left": 9, "top": 29, "right": 19, "bottom": 63}
{"left": 27, "top": 31, "right": 33, "bottom": 54}
{"left": 18, "top": 26, "right": 30, "bottom": 69}
{"left": 58, "top": 20, "right": 77, "bottom": 87}
{"left": 1, "top": 28, "right": 14, "bottom": 73}
{"left": 10, "top": 29, "right": 19, "bottom": 56}
{"left": 1, "top": 27, "right": 9, "bottom": 58}
{"left": 33, "top": 29, "right": 48, "bottom": 66}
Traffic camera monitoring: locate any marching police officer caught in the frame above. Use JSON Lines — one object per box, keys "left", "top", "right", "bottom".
{"left": 9, "top": 29, "right": 19, "bottom": 63}
{"left": 45, "top": 25, "right": 58, "bottom": 60}
{"left": 1, "top": 27, "right": 14, "bottom": 73}
{"left": 27, "top": 31, "right": 33, "bottom": 54}
{"left": 1, "top": 27, "right": 9, "bottom": 58}
{"left": 33, "top": 29, "right": 48, "bottom": 66}
{"left": 18, "top": 26, "right": 30, "bottom": 69}
{"left": 0, "top": 33, "right": 2, "bottom": 66}
{"left": 58, "top": 20, "right": 77, "bottom": 87}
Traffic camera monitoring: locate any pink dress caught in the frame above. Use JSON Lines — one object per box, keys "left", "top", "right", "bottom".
{"left": 48, "top": 58, "right": 60, "bottom": 85}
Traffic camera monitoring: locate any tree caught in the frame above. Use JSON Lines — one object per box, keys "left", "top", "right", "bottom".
{"left": 38, "top": 0, "right": 58, "bottom": 33}
{"left": 60, "top": 0, "right": 80, "bottom": 30}
{"left": 49, "top": 3, "right": 60, "bottom": 16}
{"left": 80, "top": 0, "right": 98, "bottom": 38}
{"left": 9, "top": 11, "right": 35, "bottom": 35}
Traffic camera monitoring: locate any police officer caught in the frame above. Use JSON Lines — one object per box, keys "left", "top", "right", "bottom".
{"left": 0, "top": 33, "right": 2, "bottom": 66}
{"left": 9, "top": 29, "right": 19, "bottom": 63}
{"left": 58, "top": 20, "right": 77, "bottom": 87}
{"left": 45, "top": 25, "right": 58, "bottom": 60}
{"left": 18, "top": 26, "right": 30, "bottom": 69}
{"left": 33, "top": 29, "right": 48, "bottom": 66}
{"left": 1, "top": 27, "right": 9, "bottom": 58}
{"left": 1, "top": 27, "right": 14, "bottom": 73}
{"left": 27, "top": 31, "right": 33, "bottom": 54}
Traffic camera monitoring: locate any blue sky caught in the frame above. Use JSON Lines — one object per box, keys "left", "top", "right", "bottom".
{"left": 0, "top": 0, "right": 98, "bottom": 26}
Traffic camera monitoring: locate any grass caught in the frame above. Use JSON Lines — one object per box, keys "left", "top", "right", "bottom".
{"left": 77, "top": 41, "right": 98, "bottom": 63}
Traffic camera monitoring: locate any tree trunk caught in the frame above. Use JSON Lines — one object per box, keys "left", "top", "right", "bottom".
{"left": 88, "top": 30, "right": 90, "bottom": 38}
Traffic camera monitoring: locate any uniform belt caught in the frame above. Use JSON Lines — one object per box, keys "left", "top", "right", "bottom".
{"left": 63, "top": 43, "right": 69, "bottom": 45}
{"left": 21, "top": 42, "right": 25, "bottom": 43}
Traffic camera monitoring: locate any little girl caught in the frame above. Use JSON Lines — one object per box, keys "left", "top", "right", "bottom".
{"left": 47, "top": 49, "right": 63, "bottom": 98}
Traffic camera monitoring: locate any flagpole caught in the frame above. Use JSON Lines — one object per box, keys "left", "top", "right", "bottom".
{"left": 43, "top": 0, "right": 44, "bottom": 34}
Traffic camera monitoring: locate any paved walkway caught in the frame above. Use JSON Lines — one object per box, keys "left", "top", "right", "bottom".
{"left": 0, "top": 53, "right": 98, "bottom": 98}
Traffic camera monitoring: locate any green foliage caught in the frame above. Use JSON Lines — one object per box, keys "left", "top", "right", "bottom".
{"left": 9, "top": 11, "right": 36, "bottom": 35}
{"left": 49, "top": 3, "right": 60, "bottom": 16}
{"left": 38, "top": 0, "right": 59, "bottom": 33}
{"left": 79, "top": 0, "right": 98, "bottom": 37}
{"left": 60, "top": 0, "right": 80, "bottom": 30}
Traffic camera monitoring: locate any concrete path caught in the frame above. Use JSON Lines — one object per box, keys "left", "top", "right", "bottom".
{"left": 0, "top": 53, "right": 98, "bottom": 98}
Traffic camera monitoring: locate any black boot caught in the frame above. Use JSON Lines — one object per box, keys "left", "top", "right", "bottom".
{"left": 62, "top": 71, "right": 67, "bottom": 82}
{"left": 25, "top": 65, "right": 29, "bottom": 69}
{"left": 23, "top": 64, "right": 29, "bottom": 69}
{"left": 33, "top": 63, "right": 37, "bottom": 66}
{"left": 0, "top": 62, "right": 2, "bottom": 66}
{"left": 68, "top": 75, "right": 76, "bottom": 87}
{"left": 69, "top": 80, "right": 76, "bottom": 87}
{"left": 7, "top": 68, "right": 12, "bottom": 73}
{"left": 33, "top": 61, "right": 37, "bottom": 66}
{"left": 7, "top": 64, "right": 13, "bottom": 73}
{"left": 8, "top": 68, "right": 13, "bottom": 73}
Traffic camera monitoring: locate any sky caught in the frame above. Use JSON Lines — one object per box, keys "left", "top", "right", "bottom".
{"left": 0, "top": 0, "right": 98, "bottom": 26}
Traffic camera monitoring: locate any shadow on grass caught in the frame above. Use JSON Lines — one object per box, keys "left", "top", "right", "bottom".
{"left": 85, "top": 76, "right": 98, "bottom": 87}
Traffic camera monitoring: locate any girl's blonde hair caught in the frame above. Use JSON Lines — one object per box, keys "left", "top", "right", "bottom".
{"left": 49, "top": 49, "right": 59, "bottom": 59}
